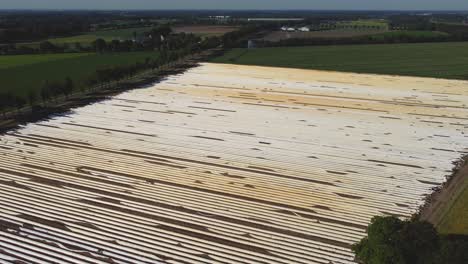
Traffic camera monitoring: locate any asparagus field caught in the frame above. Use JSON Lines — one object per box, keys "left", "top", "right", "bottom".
{"left": 0, "top": 63, "right": 467, "bottom": 263}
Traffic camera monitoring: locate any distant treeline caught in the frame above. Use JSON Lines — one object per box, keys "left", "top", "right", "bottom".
{"left": 0, "top": 25, "right": 258, "bottom": 114}
{"left": 0, "top": 13, "right": 100, "bottom": 43}
{"left": 1, "top": 24, "right": 260, "bottom": 55}
{"left": 255, "top": 28, "right": 468, "bottom": 48}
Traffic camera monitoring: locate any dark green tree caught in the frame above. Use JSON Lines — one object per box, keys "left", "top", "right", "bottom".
{"left": 39, "top": 41, "right": 57, "bottom": 53}
{"left": 27, "top": 90, "right": 38, "bottom": 107}
{"left": 353, "top": 216, "right": 439, "bottom": 264}
{"left": 13, "top": 96, "right": 26, "bottom": 113}
{"left": 40, "top": 81, "right": 51, "bottom": 104}
{"left": 64, "top": 77, "right": 74, "bottom": 98}
{"left": 92, "top": 38, "right": 107, "bottom": 53}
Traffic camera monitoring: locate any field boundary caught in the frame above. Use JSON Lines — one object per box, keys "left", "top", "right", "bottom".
{"left": 418, "top": 155, "right": 468, "bottom": 228}
{"left": 0, "top": 48, "right": 221, "bottom": 133}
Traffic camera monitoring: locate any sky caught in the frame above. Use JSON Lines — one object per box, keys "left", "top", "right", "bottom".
{"left": 1, "top": 0, "right": 468, "bottom": 11}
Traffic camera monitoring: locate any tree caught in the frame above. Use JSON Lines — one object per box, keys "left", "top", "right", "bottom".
{"left": 13, "top": 96, "right": 26, "bottom": 113}
{"left": 75, "top": 42, "right": 83, "bottom": 51}
{"left": 40, "top": 81, "right": 51, "bottom": 104}
{"left": 353, "top": 216, "right": 406, "bottom": 264}
{"left": 436, "top": 235, "right": 468, "bottom": 264}
{"left": 399, "top": 220, "right": 439, "bottom": 264}
{"left": 27, "top": 90, "right": 38, "bottom": 107}
{"left": 92, "top": 38, "right": 107, "bottom": 53}
{"left": 64, "top": 77, "right": 74, "bottom": 98}
{"left": 48, "top": 81, "right": 64, "bottom": 101}
{"left": 352, "top": 216, "right": 462, "bottom": 264}
{"left": 39, "top": 41, "right": 57, "bottom": 53}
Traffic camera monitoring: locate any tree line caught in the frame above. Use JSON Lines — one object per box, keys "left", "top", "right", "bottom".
{"left": 0, "top": 77, "right": 75, "bottom": 116}
{"left": 253, "top": 30, "right": 462, "bottom": 48}
{"left": 0, "top": 25, "right": 258, "bottom": 116}
{"left": 352, "top": 216, "right": 467, "bottom": 264}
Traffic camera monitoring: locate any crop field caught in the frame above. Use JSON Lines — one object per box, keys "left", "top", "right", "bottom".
{"left": 212, "top": 42, "right": 468, "bottom": 80}
{"left": 262, "top": 30, "right": 447, "bottom": 42}
{"left": 18, "top": 27, "right": 153, "bottom": 48}
{"left": 336, "top": 19, "right": 389, "bottom": 29}
{"left": 0, "top": 51, "right": 159, "bottom": 97}
{"left": 0, "top": 53, "right": 88, "bottom": 70}
{"left": 0, "top": 63, "right": 467, "bottom": 263}
{"left": 262, "top": 29, "right": 388, "bottom": 41}
{"left": 173, "top": 25, "right": 239, "bottom": 37}
{"left": 438, "top": 179, "right": 468, "bottom": 235}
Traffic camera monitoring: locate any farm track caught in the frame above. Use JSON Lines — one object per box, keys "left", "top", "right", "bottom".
{"left": 0, "top": 63, "right": 467, "bottom": 263}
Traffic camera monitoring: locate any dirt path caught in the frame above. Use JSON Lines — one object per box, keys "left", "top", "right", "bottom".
{"left": 419, "top": 156, "right": 468, "bottom": 226}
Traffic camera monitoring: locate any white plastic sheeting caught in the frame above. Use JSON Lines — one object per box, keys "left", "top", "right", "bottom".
{"left": 0, "top": 63, "right": 467, "bottom": 263}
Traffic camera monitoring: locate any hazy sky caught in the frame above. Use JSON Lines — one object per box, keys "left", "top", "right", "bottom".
{"left": 2, "top": 0, "right": 468, "bottom": 10}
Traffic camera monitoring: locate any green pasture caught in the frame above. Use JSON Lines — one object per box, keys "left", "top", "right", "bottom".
{"left": 212, "top": 42, "right": 468, "bottom": 80}
{"left": 0, "top": 51, "right": 159, "bottom": 97}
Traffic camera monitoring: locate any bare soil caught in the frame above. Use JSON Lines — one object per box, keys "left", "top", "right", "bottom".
{"left": 419, "top": 156, "right": 468, "bottom": 226}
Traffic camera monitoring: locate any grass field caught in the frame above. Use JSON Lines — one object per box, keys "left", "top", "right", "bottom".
{"left": 18, "top": 25, "right": 236, "bottom": 48}
{"left": 369, "top": 30, "right": 450, "bottom": 40}
{"left": 212, "top": 42, "right": 468, "bottom": 80}
{"left": 0, "top": 53, "right": 88, "bottom": 69}
{"left": 336, "top": 19, "right": 389, "bottom": 29}
{"left": 262, "top": 29, "right": 388, "bottom": 41}
{"left": 173, "top": 25, "right": 239, "bottom": 38}
{"left": 438, "top": 181, "right": 468, "bottom": 235}
{"left": 18, "top": 27, "right": 153, "bottom": 48}
{"left": 0, "top": 51, "right": 159, "bottom": 97}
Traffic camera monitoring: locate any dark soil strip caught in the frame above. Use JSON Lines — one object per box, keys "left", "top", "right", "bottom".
{"left": 408, "top": 113, "right": 468, "bottom": 120}
{"left": 118, "top": 99, "right": 167, "bottom": 105}
{"left": 61, "top": 123, "right": 157, "bottom": 137}
{"left": 229, "top": 131, "right": 255, "bottom": 136}
{"left": 145, "top": 160, "right": 188, "bottom": 169}
{"left": 242, "top": 103, "right": 290, "bottom": 109}
{"left": 367, "top": 159, "right": 423, "bottom": 169}
{"left": 27, "top": 134, "right": 92, "bottom": 146}
{"left": 16, "top": 138, "right": 78, "bottom": 150}
{"left": 192, "top": 136, "right": 225, "bottom": 141}
{"left": 75, "top": 165, "right": 361, "bottom": 231}
{"left": 335, "top": 193, "right": 364, "bottom": 200}
{"left": 188, "top": 106, "right": 236, "bottom": 112}
{"left": 139, "top": 109, "right": 174, "bottom": 114}
{"left": 121, "top": 149, "right": 336, "bottom": 186}
{"left": 294, "top": 102, "right": 388, "bottom": 113}
{"left": 22, "top": 164, "right": 136, "bottom": 189}
{"left": 19, "top": 214, "right": 70, "bottom": 231}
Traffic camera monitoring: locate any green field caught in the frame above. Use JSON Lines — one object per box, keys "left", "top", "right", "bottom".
{"left": 438, "top": 182, "right": 468, "bottom": 235}
{"left": 0, "top": 51, "right": 159, "bottom": 96}
{"left": 336, "top": 19, "right": 389, "bottom": 29}
{"left": 369, "top": 30, "right": 450, "bottom": 39}
{"left": 0, "top": 53, "right": 88, "bottom": 69}
{"left": 212, "top": 42, "right": 468, "bottom": 80}
{"left": 18, "top": 27, "right": 153, "bottom": 48}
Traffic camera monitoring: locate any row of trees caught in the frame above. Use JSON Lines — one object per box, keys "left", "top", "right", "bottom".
{"left": 2, "top": 22, "right": 262, "bottom": 55}
{"left": 0, "top": 25, "right": 258, "bottom": 116}
{"left": 256, "top": 31, "right": 456, "bottom": 48}
{"left": 0, "top": 77, "right": 74, "bottom": 116}
{"left": 352, "top": 216, "right": 467, "bottom": 264}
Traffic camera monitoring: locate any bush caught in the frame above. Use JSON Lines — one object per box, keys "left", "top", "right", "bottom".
{"left": 353, "top": 216, "right": 467, "bottom": 264}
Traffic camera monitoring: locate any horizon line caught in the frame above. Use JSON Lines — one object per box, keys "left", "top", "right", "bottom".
{"left": 0, "top": 8, "right": 467, "bottom": 12}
